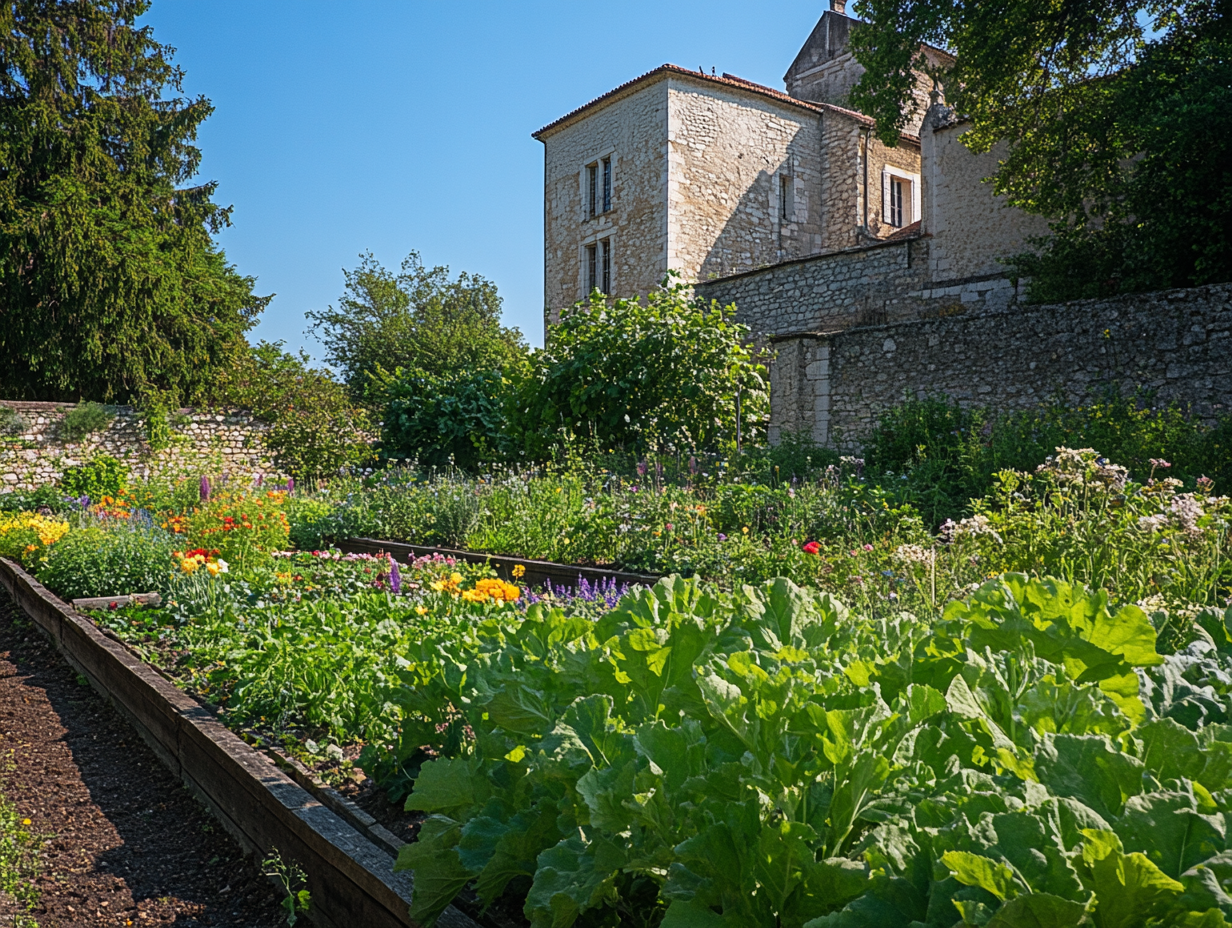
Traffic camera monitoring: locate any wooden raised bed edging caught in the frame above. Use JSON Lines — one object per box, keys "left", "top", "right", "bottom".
{"left": 0, "top": 557, "right": 478, "bottom": 928}
{"left": 339, "top": 537, "right": 662, "bottom": 590}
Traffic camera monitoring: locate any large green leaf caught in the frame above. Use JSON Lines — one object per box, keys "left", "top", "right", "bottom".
{"left": 1034, "top": 734, "right": 1144, "bottom": 821}
{"left": 1079, "top": 829, "right": 1185, "bottom": 928}
{"left": 404, "top": 756, "right": 484, "bottom": 816}
{"left": 395, "top": 815, "right": 476, "bottom": 927}
{"left": 985, "top": 893, "right": 1090, "bottom": 928}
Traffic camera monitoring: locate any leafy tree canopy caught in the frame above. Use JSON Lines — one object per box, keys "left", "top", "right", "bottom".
{"left": 511, "top": 278, "right": 767, "bottom": 458}
{"left": 206, "top": 341, "right": 373, "bottom": 479}
{"left": 307, "top": 251, "right": 527, "bottom": 399}
{"left": 849, "top": 0, "right": 1232, "bottom": 299}
{"left": 0, "top": 0, "right": 268, "bottom": 403}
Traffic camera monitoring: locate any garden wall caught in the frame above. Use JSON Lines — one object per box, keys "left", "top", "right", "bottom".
{"left": 0, "top": 401, "right": 277, "bottom": 491}
{"left": 773, "top": 282, "right": 1232, "bottom": 447}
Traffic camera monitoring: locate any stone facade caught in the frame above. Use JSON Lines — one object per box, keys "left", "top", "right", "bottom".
{"left": 668, "top": 79, "right": 826, "bottom": 282}
{"left": 771, "top": 284, "right": 1232, "bottom": 448}
{"left": 783, "top": 7, "right": 951, "bottom": 134}
{"left": 0, "top": 402, "right": 279, "bottom": 491}
{"left": 921, "top": 116, "right": 1052, "bottom": 283}
{"left": 696, "top": 235, "right": 930, "bottom": 339}
{"left": 539, "top": 77, "right": 670, "bottom": 319}
{"left": 536, "top": 42, "right": 928, "bottom": 320}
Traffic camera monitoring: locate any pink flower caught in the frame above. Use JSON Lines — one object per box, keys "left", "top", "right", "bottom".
{"left": 666, "top": 523, "right": 674, "bottom": 531}
{"left": 802, "top": 541, "right": 821, "bottom": 555}
{"left": 862, "top": 544, "right": 874, "bottom": 552}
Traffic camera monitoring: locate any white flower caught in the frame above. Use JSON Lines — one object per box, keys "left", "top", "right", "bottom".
{"left": 894, "top": 544, "right": 935, "bottom": 565}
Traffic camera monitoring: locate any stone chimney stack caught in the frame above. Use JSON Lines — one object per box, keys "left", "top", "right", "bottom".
{"left": 830, "top": 0, "right": 846, "bottom": 14}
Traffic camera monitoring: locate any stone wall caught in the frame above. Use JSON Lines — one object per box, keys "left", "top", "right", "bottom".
{"left": 784, "top": 283, "right": 1232, "bottom": 449}
{"left": 669, "top": 78, "right": 825, "bottom": 282}
{"left": 920, "top": 110, "right": 1051, "bottom": 283}
{"left": 0, "top": 402, "right": 277, "bottom": 491}
{"left": 695, "top": 234, "right": 931, "bottom": 340}
{"left": 539, "top": 78, "right": 669, "bottom": 322}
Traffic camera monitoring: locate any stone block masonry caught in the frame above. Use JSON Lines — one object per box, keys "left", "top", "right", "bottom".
{"left": 0, "top": 402, "right": 278, "bottom": 491}
{"left": 808, "top": 283, "right": 1232, "bottom": 448}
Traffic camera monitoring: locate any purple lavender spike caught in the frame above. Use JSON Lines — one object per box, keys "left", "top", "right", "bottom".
{"left": 200, "top": 475, "right": 211, "bottom": 502}
{"left": 389, "top": 557, "right": 402, "bottom": 594}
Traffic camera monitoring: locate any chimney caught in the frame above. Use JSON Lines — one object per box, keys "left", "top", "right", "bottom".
{"left": 830, "top": 0, "right": 846, "bottom": 13}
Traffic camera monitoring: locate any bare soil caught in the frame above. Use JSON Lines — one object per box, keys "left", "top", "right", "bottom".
{"left": 0, "top": 589, "right": 288, "bottom": 928}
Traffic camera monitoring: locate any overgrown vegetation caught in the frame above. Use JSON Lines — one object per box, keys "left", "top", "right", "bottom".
{"left": 58, "top": 403, "right": 114, "bottom": 442}
{"left": 862, "top": 392, "right": 1232, "bottom": 525}
{"left": 58, "top": 456, "right": 129, "bottom": 501}
{"left": 206, "top": 341, "right": 373, "bottom": 479}
{"left": 306, "top": 251, "right": 526, "bottom": 399}
{"left": 849, "top": 0, "right": 1232, "bottom": 301}
{"left": 377, "top": 279, "right": 768, "bottom": 466}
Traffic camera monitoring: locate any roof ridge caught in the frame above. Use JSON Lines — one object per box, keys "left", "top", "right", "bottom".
{"left": 533, "top": 64, "right": 880, "bottom": 139}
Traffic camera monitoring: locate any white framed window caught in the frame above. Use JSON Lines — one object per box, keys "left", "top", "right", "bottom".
{"left": 586, "top": 243, "right": 598, "bottom": 294}
{"left": 882, "top": 166, "right": 921, "bottom": 228}
{"left": 587, "top": 164, "right": 598, "bottom": 218}
{"left": 600, "top": 237, "right": 612, "bottom": 294}
{"left": 602, "top": 157, "right": 612, "bottom": 213}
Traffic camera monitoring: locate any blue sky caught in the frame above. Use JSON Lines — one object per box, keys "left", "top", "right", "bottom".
{"left": 142, "top": 1, "right": 834, "bottom": 357}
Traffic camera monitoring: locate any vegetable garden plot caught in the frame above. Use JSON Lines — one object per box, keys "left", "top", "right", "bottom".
{"left": 3, "top": 446, "right": 1232, "bottom": 926}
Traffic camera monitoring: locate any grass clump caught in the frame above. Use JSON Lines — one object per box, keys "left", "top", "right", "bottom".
{"left": 59, "top": 402, "right": 114, "bottom": 442}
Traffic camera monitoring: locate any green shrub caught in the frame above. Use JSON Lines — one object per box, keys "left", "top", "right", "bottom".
{"left": 59, "top": 402, "right": 114, "bottom": 442}
{"left": 0, "top": 485, "right": 68, "bottom": 513}
{"left": 379, "top": 368, "right": 510, "bottom": 470}
{"left": 510, "top": 277, "right": 767, "bottom": 457}
{"left": 286, "top": 497, "right": 335, "bottom": 550}
{"left": 206, "top": 341, "right": 373, "bottom": 478}
{"left": 37, "top": 521, "right": 177, "bottom": 600}
{"left": 0, "top": 404, "right": 25, "bottom": 436}
{"left": 59, "top": 455, "right": 129, "bottom": 501}
{"left": 863, "top": 393, "right": 1232, "bottom": 524}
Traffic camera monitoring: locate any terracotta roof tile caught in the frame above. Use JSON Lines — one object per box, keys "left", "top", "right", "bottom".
{"left": 881, "top": 219, "right": 922, "bottom": 242}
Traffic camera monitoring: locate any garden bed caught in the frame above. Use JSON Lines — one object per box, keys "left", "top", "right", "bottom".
{"left": 336, "top": 537, "right": 661, "bottom": 590}
{"left": 0, "top": 556, "right": 479, "bottom": 928}
{"left": 0, "top": 588, "right": 287, "bottom": 927}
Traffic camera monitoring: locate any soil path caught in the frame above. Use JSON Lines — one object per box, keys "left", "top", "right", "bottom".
{"left": 0, "top": 589, "right": 287, "bottom": 927}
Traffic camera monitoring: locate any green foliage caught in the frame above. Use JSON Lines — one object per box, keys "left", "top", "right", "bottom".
{"left": 58, "top": 455, "right": 129, "bottom": 501}
{"left": 206, "top": 341, "right": 373, "bottom": 479}
{"left": 0, "top": 755, "right": 41, "bottom": 927}
{"left": 0, "top": 0, "right": 268, "bottom": 403}
{"left": 59, "top": 402, "right": 114, "bottom": 442}
{"left": 306, "top": 251, "right": 526, "bottom": 398}
{"left": 379, "top": 368, "right": 511, "bottom": 470}
{"left": 512, "top": 278, "right": 767, "bottom": 457}
{"left": 863, "top": 393, "right": 1232, "bottom": 524}
{"left": 0, "top": 485, "right": 67, "bottom": 513}
{"left": 848, "top": 0, "right": 1231, "bottom": 300}
{"left": 374, "top": 572, "right": 1232, "bottom": 927}
{"left": 37, "top": 521, "right": 176, "bottom": 599}
{"left": 0, "top": 405, "right": 24, "bottom": 436}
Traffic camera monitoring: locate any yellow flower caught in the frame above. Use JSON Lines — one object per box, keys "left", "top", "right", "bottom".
{"left": 21, "top": 818, "right": 31, "bottom": 826}
{"left": 512, "top": 564, "right": 526, "bottom": 579}
{"left": 415, "top": 605, "right": 428, "bottom": 615}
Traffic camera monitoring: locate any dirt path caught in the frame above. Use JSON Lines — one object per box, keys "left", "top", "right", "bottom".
{"left": 0, "top": 589, "right": 287, "bottom": 928}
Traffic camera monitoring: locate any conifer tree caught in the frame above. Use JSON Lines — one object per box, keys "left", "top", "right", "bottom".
{"left": 0, "top": 0, "right": 268, "bottom": 403}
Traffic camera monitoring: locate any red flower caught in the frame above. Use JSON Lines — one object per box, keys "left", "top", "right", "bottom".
{"left": 802, "top": 541, "right": 821, "bottom": 555}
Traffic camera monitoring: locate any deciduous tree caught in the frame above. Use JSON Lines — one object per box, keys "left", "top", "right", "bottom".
{"left": 849, "top": 0, "right": 1231, "bottom": 299}
{"left": 307, "top": 251, "right": 526, "bottom": 398}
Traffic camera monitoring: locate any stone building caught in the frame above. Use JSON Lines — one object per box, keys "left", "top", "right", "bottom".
{"left": 533, "top": 1, "right": 1137, "bottom": 448}
{"left": 534, "top": 2, "right": 947, "bottom": 323}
